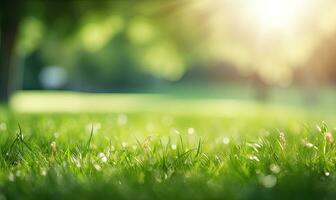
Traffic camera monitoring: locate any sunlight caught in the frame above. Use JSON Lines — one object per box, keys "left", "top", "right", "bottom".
{"left": 246, "top": 0, "right": 310, "bottom": 34}
{"left": 189, "top": 0, "right": 334, "bottom": 84}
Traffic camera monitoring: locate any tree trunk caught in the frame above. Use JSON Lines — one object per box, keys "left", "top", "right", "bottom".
{"left": 0, "top": 2, "right": 21, "bottom": 103}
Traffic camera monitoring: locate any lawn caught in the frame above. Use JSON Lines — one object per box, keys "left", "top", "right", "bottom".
{"left": 1, "top": 92, "right": 336, "bottom": 200}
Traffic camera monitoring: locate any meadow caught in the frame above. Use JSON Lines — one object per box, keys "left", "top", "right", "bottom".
{"left": 1, "top": 91, "right": 336, "bottom": 200}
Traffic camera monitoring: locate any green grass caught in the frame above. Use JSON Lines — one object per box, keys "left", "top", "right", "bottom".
{"left": 1, "top": 92, "right": 336, "bottom": 200}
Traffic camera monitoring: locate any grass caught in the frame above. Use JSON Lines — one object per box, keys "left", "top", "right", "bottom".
{"left": 1, "top": 92, "right": 336, "bottom": 199}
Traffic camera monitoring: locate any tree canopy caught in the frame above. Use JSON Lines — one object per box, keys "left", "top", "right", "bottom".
{"left": 2, "top": 0, "right": 336, "bottom": 102}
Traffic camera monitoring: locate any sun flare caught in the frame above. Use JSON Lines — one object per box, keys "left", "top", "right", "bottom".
{"left": 246, "top": 0, "right": 311, "bottom": 33}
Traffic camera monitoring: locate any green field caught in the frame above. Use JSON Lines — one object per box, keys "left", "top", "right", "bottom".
{"left": 1, "top": 92, "right": 336, "bottom": 200}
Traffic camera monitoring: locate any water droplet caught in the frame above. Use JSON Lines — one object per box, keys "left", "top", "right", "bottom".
{"left": 8, "top": 173, "right": 15, "bottom": 182}
{"left": 260, "top": 175, "right": 277, "bottom": 188}
{"left": 41, "top": 168, "right": 47, "bottom": 176}
{"left": 122, "top": 142, "right": 128, "bottom": 148}
{"left": 187, "top": 128, "right": 195, "bottom": 135}
{"left": 223, "top": 137, "right": 230, "bottom": 145}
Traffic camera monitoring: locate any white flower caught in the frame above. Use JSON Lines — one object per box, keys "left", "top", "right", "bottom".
{"left": 98, "top": 152, "right": 107, "bottom": 163}
{"left": 325, "top": 172, "right": 330, "bottom": 176}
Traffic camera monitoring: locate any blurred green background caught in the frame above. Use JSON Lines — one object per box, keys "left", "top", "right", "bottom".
{"left": 2, "top": 0, "right": 336, "bottom": 106}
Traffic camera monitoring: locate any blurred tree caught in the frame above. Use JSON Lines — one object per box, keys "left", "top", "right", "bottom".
{"left": 0, "top": 0, "right": 23, "bottom": 102}
{"left": 293, "top": 34, "right": 336, "bottom": 104}
{"left": 4, "top": 0, "right": 335, "bottom": 103}
{"left": 0, "top": 0, "right": 114, "bottom": 102}
{"left": 0, "top": 0, "right": 187, "bottom": 102}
